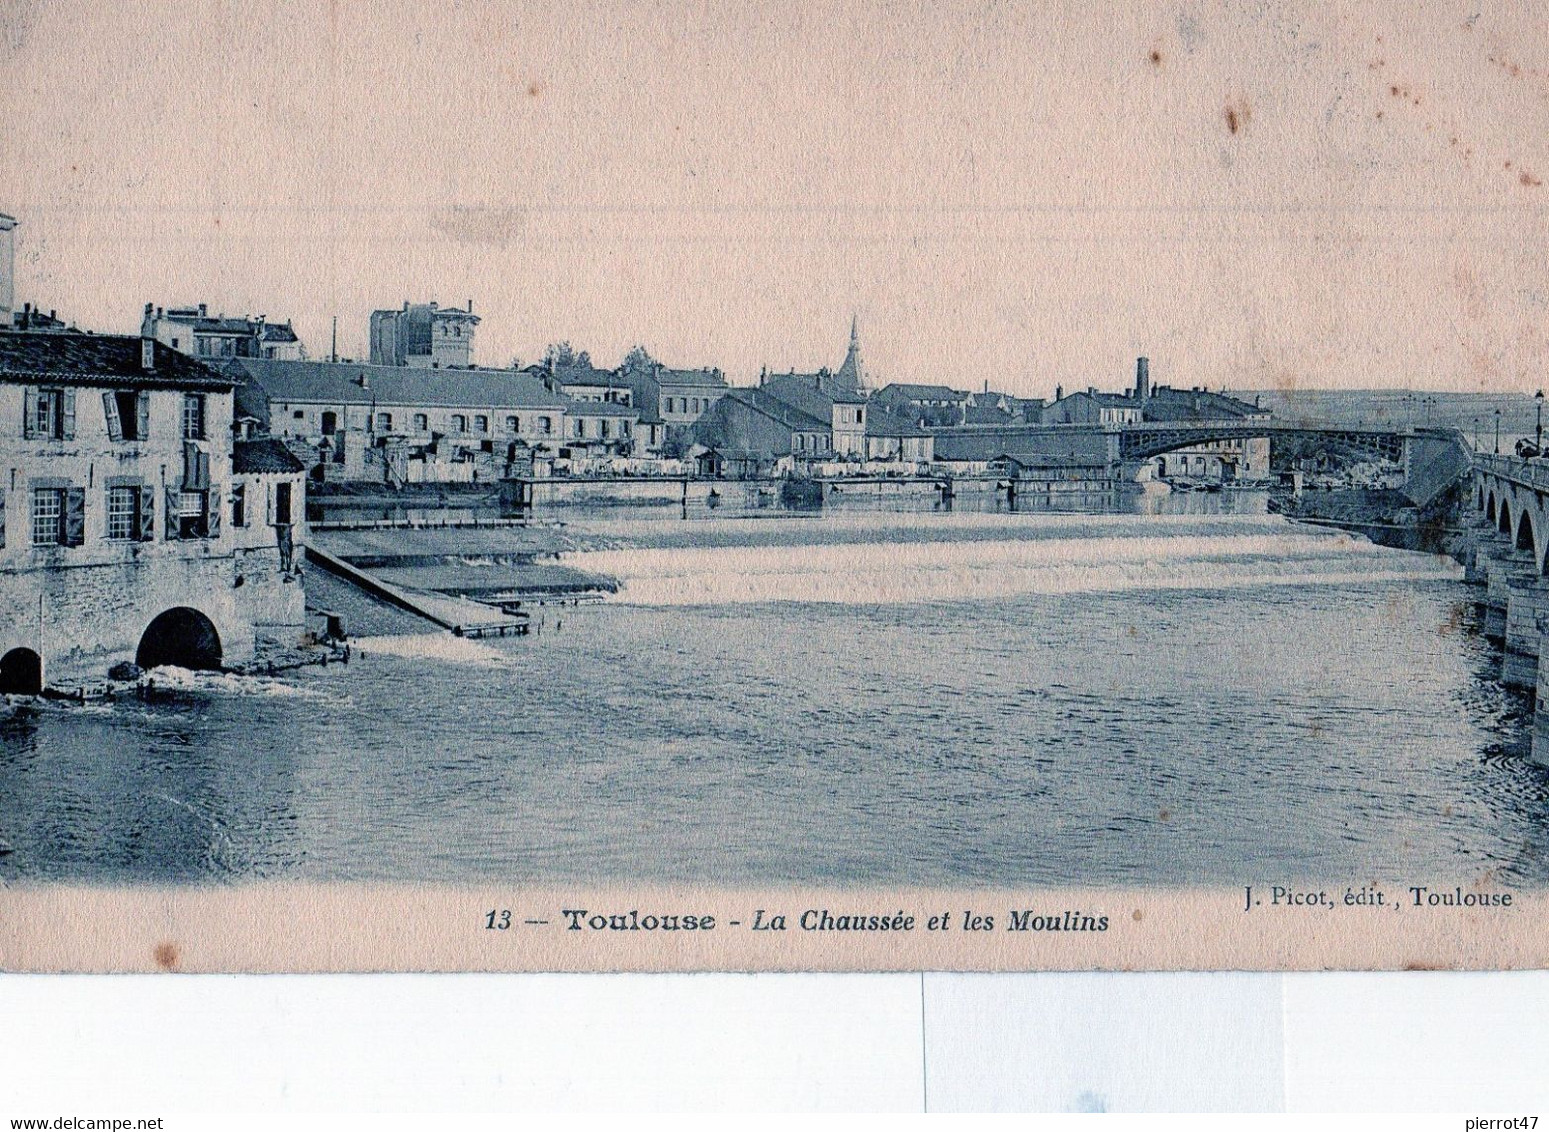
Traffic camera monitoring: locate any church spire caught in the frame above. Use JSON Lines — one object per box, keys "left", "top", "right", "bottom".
{"left": 837, "top": 312, "right": 865, "bottom": 392}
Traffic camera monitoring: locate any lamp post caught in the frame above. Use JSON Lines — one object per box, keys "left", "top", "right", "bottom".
{"left": 1495, "top": 408, "right": 1502, "bottom": 455}
{"left": 1474, "top": 416, "right": 1481, "bottom": 452}
{"left": 1536, "top": 390, "right": 1544, "bottom": 454}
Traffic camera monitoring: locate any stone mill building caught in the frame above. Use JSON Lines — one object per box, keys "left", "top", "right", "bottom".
{"left": 0, "top": 326, "right": 307, "bottom": 692}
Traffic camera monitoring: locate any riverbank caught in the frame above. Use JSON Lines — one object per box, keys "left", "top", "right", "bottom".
{"left": 1277, "top": 482, "right": 1472, "bottom": 558}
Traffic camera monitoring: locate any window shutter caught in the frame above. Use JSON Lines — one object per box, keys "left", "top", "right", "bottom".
{"left": 61, "top": 390, "right": 76, "bottom": 440}
{"left": 136, "top": 393, "right": 150, "bottom": 441}
{"left": 102, "top": 392, "right": 123, "bottom": 441}
{"left": 23, "top": 388, "right": 37, "bottom": 439}
{"left": 204, "top": 491, "right": 221, "bottom": 539}
{"left": 63, "top": 487, "right": 85, "bottom": 546}
{"left": 165, "top": 487, "right": 180, "bottom": 540}
{"left": 265, "top": 483, "right": 275, "bottom": 525}
{"left": 137, "top": 485, "right": 155, "bottom": 541}
{"left": 182, "top": 442, "right": 211, "bottom": 489}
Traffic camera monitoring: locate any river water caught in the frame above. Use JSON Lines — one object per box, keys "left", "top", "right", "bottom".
{"left": 2, "top": 496, "right": 1547, "bottom": 887}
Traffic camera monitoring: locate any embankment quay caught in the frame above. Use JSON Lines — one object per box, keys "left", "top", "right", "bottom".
{"left": 1466, "top": 452, "right": 1549, "bottom": 768}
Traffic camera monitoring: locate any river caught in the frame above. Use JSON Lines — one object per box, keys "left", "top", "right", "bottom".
{"left": 2, "top": 495, "right": 1546, "bottom": 887}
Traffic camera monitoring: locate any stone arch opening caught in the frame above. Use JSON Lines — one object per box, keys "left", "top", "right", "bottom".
{"left": 1499, "top": 498, "right": 1512, "bottom": 535}
{"left": 136, "top": 608, "right": 223, "bottom": 671}
{"left": 0, "top": 647, "right": 43, "bottom": 695}
{"left": 1517, "top": 511, "right": 1535, "bottom": 553}
{"left": 1478, "top": 483, "right": 1486, "bottom": 511}
{"left": 1487, "top": 493, "right": 1497, "bottom": 523}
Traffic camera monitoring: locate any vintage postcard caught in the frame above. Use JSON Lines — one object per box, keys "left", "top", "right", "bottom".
{"left": 1, "top": 0, "right": 1546, "bottom": 973}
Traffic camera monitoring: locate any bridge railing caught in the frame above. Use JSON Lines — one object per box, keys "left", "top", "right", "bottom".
{"left": 1477, "top": 452, "right": 1549, "bottom": 492}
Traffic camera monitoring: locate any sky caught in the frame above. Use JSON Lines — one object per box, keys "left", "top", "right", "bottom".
{"left": 2, "top": 0, "right": 1548, "bottom": 397}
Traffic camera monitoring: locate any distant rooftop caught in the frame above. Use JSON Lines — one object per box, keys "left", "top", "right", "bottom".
{"left": 233, "top": 437, "right": 306, "bottom": 475}
{"left": 228, "top": 357, "right": 567, "bottom": 410}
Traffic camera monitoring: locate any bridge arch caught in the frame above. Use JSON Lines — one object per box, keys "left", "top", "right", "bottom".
{"left": 1517, "top": 510, "right": 1536, "bottom": 554}
{"left": 0, "top": 647, "right": 43, "bottom": 695}
{"left": 1487, "top": 491, "right": 1497, "bottom": 523}
{"left": 136, "top": 607, "right": 223, "bottom": 671}
{"left": 1499, "top": 497, "right": 1513, "bottom": 535}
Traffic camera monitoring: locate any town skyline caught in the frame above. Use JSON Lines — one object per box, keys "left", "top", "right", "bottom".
{"left": 3, "top": 1, "right": 1549, "bottom": 397}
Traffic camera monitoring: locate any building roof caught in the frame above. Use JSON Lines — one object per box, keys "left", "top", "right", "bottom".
{"left": 1143, "top": 387, "right": 1269, "bottom": 422}
{"left": 164, "top": 314, "right": 299, "bottom": 342}
{"left": 229, "top": 358, "right": 567, "bottom": 410}
{"left": 657, "top": 367, "right": 727, "bottom": 387}
{"left": 875, "top": 382, "right": 970, "bottom": 402}
{"left": 0, "top": 331, "right": 236, "bottom": 390}
{"left": 232, "top": 437, "right": 306, "bottom": 474}
{"left": 865, "top": 404, "right": 931, "bottom": 438}
{"left": 763, "top": 373, "right": 868, "bottom": 421}
{"left": 551, "top": 365, "right": 629, "bottom": 389}
{"left": 370, "top": 303, "right": 479, "bottom": 323}
{"left": 724, "top": 387, "right": 831, "bottom": 431}
{"left": 964, "top": 403, "right": 1017, "bottom": 426}
{"left": 624, "top": 362, "right": 728, "bottom": 388}
{"left": 1061, "top": 390, "right": 1142, "bottom": 408}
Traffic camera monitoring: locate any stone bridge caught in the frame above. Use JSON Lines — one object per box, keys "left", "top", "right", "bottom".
{"left": 1468, "top": 452, "right": 1549, "bottom": 766}
{"left": 1118, "top": 423, "right": 1471, "bottom": 507}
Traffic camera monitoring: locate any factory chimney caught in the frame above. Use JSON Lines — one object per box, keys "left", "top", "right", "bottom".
{"left": 1135, "top": 356, "right": 1150, "bottom": 400}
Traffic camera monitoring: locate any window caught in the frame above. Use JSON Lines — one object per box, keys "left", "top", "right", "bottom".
{"left": 538, "top": 416, "right": 552, "bottom": 435}
{"left": 600, "top": 419, "right": 611, "bottom": 439}
{"left": 452, "top": 414, "right": 468, "bottom": 433}
{"left": 26, "top": 387, "right": 73, "bottom": 440}
{"left": 31, "top": 488, "right": 62, "bottom": 545}
{"left": 321, "top": 411, "right": 337, "bottom": 436}
{"left": 30, "top": 486, "right": 82, "bottom": 546}
{"left": 376, "top": 412, "right": 393, "bottom": 431}
{"left": 182, "top": 394, "right": 206, "bottom": 440}
{"left": 103, "top": 391, "right": 148, "bottom": 441}
{"left": 178, "top": 491, "right": 207, "bottom": 538}
{"left": 293, "top": 409, "right": 304, "bottom": 419}
{"left": 232, "top": 483, "right": 247, "bottom": 528}
{"left": 170, "top": 337, "right": 180, "bottom": 349}
{"left": 413, "top": 413, "right": 428, "bottom": 431}
{"left": 505, "top": 416, "right": 519, "bottom": 432}
{"left": 106, "top": 486, "right": 137, "bottom": 540}
{"left": 475, "top": 415, "right": 489, "bottom": 433}
{"left": 273, "top": 482, "right": 293, "bottom": 526}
